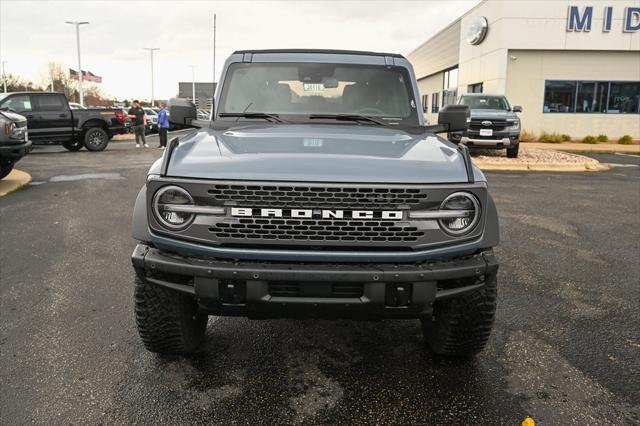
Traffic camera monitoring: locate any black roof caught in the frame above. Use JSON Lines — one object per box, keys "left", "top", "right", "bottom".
{"left": 233, "top": 49, "right": 405, "bottom": 58}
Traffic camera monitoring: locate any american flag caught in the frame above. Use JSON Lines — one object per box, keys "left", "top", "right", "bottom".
{"left": 69, "top": 68, "right": 102, "bottom": 83}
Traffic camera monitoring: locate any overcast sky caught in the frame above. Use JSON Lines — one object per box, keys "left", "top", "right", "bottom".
{"left": 0, "top": 0, "right": 479, "bottom": 101}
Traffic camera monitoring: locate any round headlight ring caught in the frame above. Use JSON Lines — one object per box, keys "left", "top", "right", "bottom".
{"left": 152, "top": 185, "right": 195, "bottom": 230}
{"left": 438, "top": 191, "right": 481, "bottom": 236}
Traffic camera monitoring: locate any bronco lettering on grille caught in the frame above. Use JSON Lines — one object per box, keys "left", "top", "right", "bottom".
{"left": 230, "top": 207, "right": 403, "bottom": 220}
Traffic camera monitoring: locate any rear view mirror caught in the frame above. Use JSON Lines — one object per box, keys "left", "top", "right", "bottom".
{"left": 513, "top": 105, "right": 523, "bottom": 113}
{"left": 167, "top": 98, "right": 197, "bottom": 128}
{"left": 438, "top": 104, "right": 470, "bottom": 133}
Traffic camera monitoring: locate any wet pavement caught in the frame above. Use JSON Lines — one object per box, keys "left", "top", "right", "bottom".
{"left": 1, "top": 141, "right": 639, "bottom": 424}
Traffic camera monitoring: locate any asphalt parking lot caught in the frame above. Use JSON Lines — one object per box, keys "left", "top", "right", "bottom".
{"left": 1, "top": 139, "right": 639, "bottom": 424}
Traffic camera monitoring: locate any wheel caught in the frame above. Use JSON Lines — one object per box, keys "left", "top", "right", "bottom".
{"left": 0, "top": 159, "right": 14, "bottom": 180}
{"left": 506, "top": 143, "right": 519, "bottom": 158}
{"left": 62, "top": 139, "right": 83, "bottom": 151}
{"left": 83, "top": 127, "right": 109, "bottom": 152}
{"left": 134, "top": 275, "right": 208, "bottom": 354}
{"left": 421, "top": 274, "right": 497, "bottom": 357}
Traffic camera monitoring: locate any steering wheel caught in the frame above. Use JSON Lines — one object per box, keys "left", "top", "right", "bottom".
{"left": 354, "top": 107, "right": 385, "bottom": 115}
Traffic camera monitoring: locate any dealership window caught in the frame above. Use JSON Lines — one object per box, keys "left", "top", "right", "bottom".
{"left": 431, "top": 92, "right": 439, "bottom": 113}
{"left": 443, "top": 68, "right": 458, "bottom": 90}
{"left": 608, "top": 82, "right": 640, "bottom": 114}
{"left": 544, "top": 80, "right": 639, "bottom": 114}
{"left": 421, "top": 94, "right": 428, "bottom": 113}
{"left": 442, "top": 67, "right": 458, "bottom": 107}
{"left": 442, "top": 89, "right": 457, "bottom": 107}
{"left": 467, "top": 82, "right": 483, "bottom": 93}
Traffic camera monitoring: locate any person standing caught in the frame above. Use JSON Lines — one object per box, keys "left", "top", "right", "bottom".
{"left": 128, "top": 100, "right": 149, "bottom": 148}
{"left": 157, "top": 102, "right": 169, "bottom": 149}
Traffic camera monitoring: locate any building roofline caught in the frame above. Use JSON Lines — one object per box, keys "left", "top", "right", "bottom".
{"left": 405, "top": 0, "right": 486, "bottom": 57}
{"left": 232, "top": 49, "right": 405, "bottom": 58}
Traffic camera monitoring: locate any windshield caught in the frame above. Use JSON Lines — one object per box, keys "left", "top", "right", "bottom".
{"left": 144, "top": 108, "right": 157, "bottom": 116}
{"left": 459, "top": 95, "right": 510, "bottom": 111}
{"left": 217, "top": 62, "right": 419, "bottom": 125}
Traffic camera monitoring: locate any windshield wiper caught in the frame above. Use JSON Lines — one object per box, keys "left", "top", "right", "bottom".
{"left": 218, "top": 112, "right": 287, "bottom": 123}
{"left": 308, "top": 114, "right": 388, "bottom": 126}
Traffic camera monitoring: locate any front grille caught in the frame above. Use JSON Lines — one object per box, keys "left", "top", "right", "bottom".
{"left": 209, "top": 217, "right": 424, "bottom": 243}
{"left": 269, "top": 282, "right": 363, "bottom": 298}
{"left": 208, "top": 184, "right": 428, "bottom": 209}
{"left": 469, "top": 120, "right": 509, "bottom": 132}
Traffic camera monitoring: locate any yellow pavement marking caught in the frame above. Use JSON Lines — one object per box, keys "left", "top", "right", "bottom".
{"left": 0, "top": 169, "right": 32, "bottom": 197}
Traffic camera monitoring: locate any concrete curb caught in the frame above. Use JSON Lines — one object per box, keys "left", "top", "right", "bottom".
{"left": 0, "top": 169, "right": 32, "bottom": 197}
{"left": 475, "top": 161, "right": 610, "bottom": 172}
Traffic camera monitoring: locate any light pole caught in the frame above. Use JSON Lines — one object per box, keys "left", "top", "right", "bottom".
{"left": 2, "top": 61, "right": 7, "bottom": 93}
{"left": 65, "top": 21, "right": 89, "bottom": 106}
{"left": 189, "top": 65, "right": 196, "bottom": 106}
{"left": 143, "top": 48, "right": 159, "bottom": 106}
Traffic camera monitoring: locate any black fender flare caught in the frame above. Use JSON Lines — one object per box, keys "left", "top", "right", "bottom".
{"left": 481, "top": 193, "right": 500, "bottom": 248}
{"left": 132, "top": 185, "right": 151, "bottom": 243}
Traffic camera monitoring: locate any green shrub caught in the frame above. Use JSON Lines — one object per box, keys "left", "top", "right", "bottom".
{"left": 618, "top": 135, "right": 633, "bottom": 145}
{"left": 538, "top": 131, "right": 562, "bottom": 143}
{"left": 560, "top": 134, "right": 572, "bottom": 142}
{"left": 519, "top": 129, "right": 536, "bottom": 142}
{"left": 582, "top": 135, "right": 597, "bottom": 144}
{"left": 596, "top": 134, "right": 608, "bottom": 143}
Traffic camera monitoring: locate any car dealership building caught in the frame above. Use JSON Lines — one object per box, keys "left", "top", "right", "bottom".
{"left": 407, "top": 0, "right": 640, "bottom": 138}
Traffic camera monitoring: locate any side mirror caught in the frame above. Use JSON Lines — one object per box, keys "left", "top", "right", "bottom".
{"left": 167, "top": 98, "right": 197, "bottom": 128}
{"left": 438, "top": 104, "right": 470, "bottom": 133}
{"left": 513, "top": 105, "right": 523, "bottom": 113}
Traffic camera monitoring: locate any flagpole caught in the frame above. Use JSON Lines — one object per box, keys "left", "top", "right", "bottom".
{"left": 65, "top": 21, "right": 89, "bottom": 106}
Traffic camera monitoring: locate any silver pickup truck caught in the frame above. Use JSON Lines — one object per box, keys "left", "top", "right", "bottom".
{"left": 131, "top": 49, "right": 500, "bottom": 358}
{"left": 0, "top": 110, "right": 31, "bottom": 179}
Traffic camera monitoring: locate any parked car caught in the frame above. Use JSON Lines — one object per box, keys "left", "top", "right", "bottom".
{"left": 448, "top": 93, "right": 522, "bottom": 158}
{"left": 131, "top": 49, "right": 499, "bottom": 358}
{"left": 0, "top": 92, "right": 129, "bottom": 152}
{"left": 68, "top": 102, "right": 86, "bottom": 110}
{"left": 0, "top": 110, "right": 31, "bottom": 179}
{"left": 143, "top": 108, "right": 158, "bottom": 134}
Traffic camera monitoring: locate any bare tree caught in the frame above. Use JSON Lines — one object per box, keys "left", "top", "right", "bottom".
{"left": 39, "top": 62, "right": 78, "bottom": 101}
{"left": 3, "top": 73, "right": 38, "bottom": 92}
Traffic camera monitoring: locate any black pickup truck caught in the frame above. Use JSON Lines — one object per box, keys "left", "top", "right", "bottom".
{"left": 0, "top": 92, "right": 129, "bottom": 151}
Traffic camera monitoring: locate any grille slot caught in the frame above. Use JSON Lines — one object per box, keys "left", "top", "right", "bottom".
{"left": 269, "top": 282, "right": 364, "bottom": 298}
{"left": 210, "top": 217, "right": 424, "bottom": 243}
{"left": 208, "top": 184, "right": 427, "bottom": 209}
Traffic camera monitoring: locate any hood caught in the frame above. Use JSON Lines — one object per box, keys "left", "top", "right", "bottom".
{"left": 0, "top": 110, "right": 27, "bottom": 123}
{"left": 163, "top": 124, "right": 482, "bottom": 184}
{"left": 469, "top": 109, "right": 518, "bottom": 120}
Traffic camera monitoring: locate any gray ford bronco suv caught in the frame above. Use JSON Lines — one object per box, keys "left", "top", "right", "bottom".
{"left": 131, "top": 50, "right": 500, "bottom": 357}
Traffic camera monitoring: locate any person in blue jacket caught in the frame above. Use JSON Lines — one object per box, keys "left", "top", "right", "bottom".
{"left": 157, "top": 103, "right": 170, "bottom": 149}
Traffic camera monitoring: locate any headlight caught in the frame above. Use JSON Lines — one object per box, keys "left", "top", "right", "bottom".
{"left": 152, "top": 185, "right": 195, "bottom": 230}
{"left": 507, "top": 120, "right": 520, "bottom": 130}
{"left": 438, "top": 192, "right": 480, "bottom": 236}
{"left": 4, "top": 122, "right": 15, "bottom": 135}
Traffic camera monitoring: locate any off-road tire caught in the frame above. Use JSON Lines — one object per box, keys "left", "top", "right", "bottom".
{"left": 134, "top": 275, "right": 208, "bottom": 354}
{"left": 506, "top": 143, "right": 519, "bottom": 158}
{"left": 421, "top": 274, "right": 497, "bottom": 357}
{"left": 83, "top": 127, "right": 109, "bottom": 152}
{"left": 0, "top": 160, "right": 14, "bottom": 179}
{"left": 63, "top": 139, "right": 83, "bottom": 151}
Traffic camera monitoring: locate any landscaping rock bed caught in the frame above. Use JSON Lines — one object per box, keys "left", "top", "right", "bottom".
{"left": 471, "top": 147, "right": 606, "bottom": 171}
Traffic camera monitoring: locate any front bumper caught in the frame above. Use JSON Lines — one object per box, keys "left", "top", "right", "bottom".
{"left": 450, "top": 131, "right": 519, "bottom": 149}
{"left": 0, "top": 139, "right": 32, "bottom": 161}
{"left": 461, "top": 136, "right": 515, "bottom": 148}
{"left": 131, "top": 243, "right": 498, "bottom": 319}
